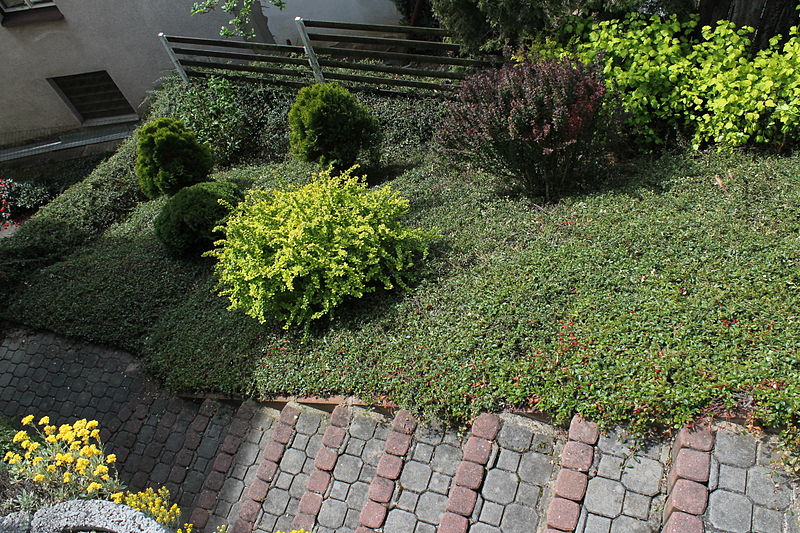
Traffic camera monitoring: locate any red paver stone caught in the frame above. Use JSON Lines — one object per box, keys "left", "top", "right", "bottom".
{"left": 189, "top": 508, "right": 209, "bottom": 529}
{"left": 280, "top": 404, "right": 301, "bottom": 425}
{"left": 355, "top": 528, "right": 373, "bottom": 533}
{"left": 191, "top": 415, "right": 210, "bottom": 433}
{"left": 183, "top": 431, "right": 202, "bottom": 451}
{"left": 175, "top": 449, "right": 193, "bottom": 467}
{"left": 213, "top": 453, "right": 234, "bottom": 473}
{"left": 197, "top": 490, "right": 217, "bottom": 509}
{"left": 199, "top": 400, "right": 216, "bottom": 416}
{"left": 154, "top": 425, "right": 171, "bottom": 443}
{"left": 562, "top": 440, "right": 594, "bottom": 472}
{"left": 205, "top": 471, "right": 225, "bottom": 491}
{"left": 262, "top": 441, "right": 285, "bottom": 463}
{"left": 360, "top": 500, "right": 388, "bottom": 528}
{"left": 665, "top": 479, "right": 708, "bottom": 519}
{"left": 160, "top": 410, "right": 178, "bottom": 427}
{"left": 568, "top": 414, "right": 600, "bottom": 445}
{"left": 256, "top": 461, "right": 278, "bottom": 483}
{"left": 471, "top": 413, "right": 501, "bottom": 441}
{"left": 299, "top": 491, "right": 323, "bottom": 514}
{"left": 674, "top": 426, "right": 715, "bottom": 453}
{"left": 322, "top": 425, "right": 347, "bottom": 449}
{"left": 228, "top": 418, "right": 249, "bottom": 438}
{"left": 446, "top": 486, "right": 478, "bottom": 516}
{"left": 454, "top": 461, "right": 485, "bottom": 490}
{"left": 438, "top": 512, "right": 468, "bottom": 533}
{"left": 239, "top": 499, "right": 261, "bottom": 523}
{"left": 168, "top": 466, "right": 186, "bottom": 484}
{"left": 222, "top": 434, "right": 242, "bottom": 455}
{"left": 307, "top": 470, "right": 331, "bottom": 493}
{"left": 463, "top": 437, "right": 492, "bottom": 465}
{"left": 232, "top": 519, "right": 252, "bottom": 533}
{"left": 555, "top": 469, "right": 588, "bottom": 501}
{"left": 392, "top": 410, "right": 418, "bottom": 435}
{"left": 376, "top": 454, "right": 404, "bottom": 480}
{"left": 292, "top": 513, "right": 315, "bottom": 531}
{"left": 670, "top": 447, "right": 711, "bottom": 488}
{"left": 315, "top": 447, "right": 339, "bottom": 471}
{"left": 663, "top": 511, "right": 704, "bottom": 533}
{"left": 385, "top": 431, "right": 413, "bottom": 456}
{"left": 368, "top": 477, "right": 395, "bottom": 503}
{"left": 272, "top": 422, "right": 294, "bottom": 444}
{"left": 330, "top": 405, "right": 352, "bottom": 427}
{"left": 546, "top": 497, "right": 581, "bottom": 531}
{"left": 247, "top": 478, "right": 270, "bottom": 502}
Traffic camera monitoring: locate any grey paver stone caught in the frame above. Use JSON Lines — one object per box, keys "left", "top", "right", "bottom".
{"left": 275, "top": 471, "right": 293, "bottom": 490}
{"left": 346, "top": 437, "right": 366, "bottom": 456}
{"left": 307, "top": 434, "right": 323, "bottom": 458}
{"left": 707, "top": 489, "right": 753, "bottom": 533}
{"left": 330, "top": 480, "right": 349, "bottom": 500}
{"left": 295, "top": 410, "right": 323, "bottom": 435}
{"left": 709, "top": 456, "right": 720, "bottom": 491}
{"left": 293, "top": 433, "right": 310, "bottom": 451}
{"left": 499, "top": 503, "right": 538, "bottom": 533}
{"left": 585, "top": 477, "right": 625, "bottom": 518}
{"left": 718, "top": 464, "right": 747, "bottom": 493}
{"left": 219, "top": 477, "right": 244, "bottom": 503}
{"left": 746, "top": 466, "right": 792, "bottom": 510}
{"left": 237, "top": 441, "right": 262, "bottom": 466}
{"left": 431, "top": 444, "right": 461, "bottom": 476}
{"left": 416, "top": 491, "right": 448, "bottom": 524}
{"left": 289, "top": 472, "right": 309, "bottom": 499}
{"left": 518, "top": 451, "right": 553, "bottom": 486}
{"left": 280, "top": 448, "right": 306, "bottom": 475}
{"left": 429, "top": 471, "right": 452, "bottom": 494}
{"left": 384, "top": 509, "right": 417, "bottom": 533}
{"left": 753, "top": 506, "right": 784, "bottom": 533}
{"left": 317, "top": 499, "right": 348, "bottom": 529}
{"left": 349, "top": 481, "right": 369, "bottom": 506}
{"left": 349, "top": 415, "right": 378, "bottom": 440}
{"left": 598, "top": 430, "right": 632, "bottom": 458}
{"left": 715, "top": 431, "right": 757, "bottom": 468}
{"left": 482, "top": 469, "right": 518, "bottom": 504}
{"left": 622, "top": 491, "right": 651, "bottom": 520}
{"left": 400, "top": 461, "right": 433, "bottom": 492}
{"left": 497, "top": 423, "right": 533, "bottom": 452}
{"left": 470, "top": 524, "right": 499, "bottom": 533}
{"left": 479, "top": 501, "right": 504, "bottom": 526}
{"left": 263, "top": 488, "right": 290, "bottom": 515}
{"left": 397, "top": 489, "right": 419, "bottom": 511}
{"left": 621, "top": 457, "right": 662, "bottom": 496}
{"left": 362, "top": 438, "right": 385, "bottom": 466}
{"left": 609, "top": 515, "right": 651, "bottom": 533}
{"left": 598, "top": 454, "right": 625, "bottom": 480}
{"left": 413, "top": 443, "right": 435, "bottom": 463}
{"left": 359, "top": 463, "right": 377, "bottom": 483}
{"left": 416, "top": 522, "right": 436, "bottom": 533}
{"left": 345, "top": 508, "right": 360, "bottom": 529}
{"left": 496, "top": 449, "right": 522, "bottom": 472}
{"left": 415, "top": 425, "right": 445, "bottom": 445}
{"left": 333, "top": 454, "right": 362, "bottom": 483}
{"left": 514, "top": 482, "right": 540, "bottom": 506}
{"left": 585, "top": 513, "right": 612, "bottom": 533}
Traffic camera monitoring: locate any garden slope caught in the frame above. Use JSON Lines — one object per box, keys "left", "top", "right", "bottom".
{"left": 4, "top": 151, "right": 800, "bottom": 436}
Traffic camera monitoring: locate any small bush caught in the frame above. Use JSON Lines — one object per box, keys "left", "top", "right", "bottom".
{"left": 288, "top": 83, "right": 380, "bottom": 168}
{"left": 207, "top": 166, "right": 433, "bottom": 333}
{"left": 136, "top": 117, "right": 212, "bottom": 198}
{"left": 437, "top": 58, "right": 621, "bottom": 198}
{"left": 154, "top": 181, "right": 242, "bottom": 256}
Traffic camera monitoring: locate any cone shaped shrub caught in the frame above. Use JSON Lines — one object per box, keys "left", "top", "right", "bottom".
{"left": 136, "top": 117, "right": 213, "bottom": 198}
{"left": 206, "top": 166, "right": 433, "bottom": 333}
{"left": 154, "top": 181, "right": 242, "bottom": 256}
{"left": 288, "top": 83, "right": 380, "bottom": 168}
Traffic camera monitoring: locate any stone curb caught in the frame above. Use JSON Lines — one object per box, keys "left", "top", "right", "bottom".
{"left": 357, "top": 409, "right": 417, "bottom": 531}
{"left": 291, "top": 405, "right": 353, "bottom": 531}
{"left": 661, "top": 425, "right": 714, "bottom": 533}
{"left": 544, "top": 414, "right": 598, "bottom": 532}
{"left": 438, "top": 413, "right": 502, "bottom": 533}
{"left": 232, "top": 402, "right": 301, "bottom": 533}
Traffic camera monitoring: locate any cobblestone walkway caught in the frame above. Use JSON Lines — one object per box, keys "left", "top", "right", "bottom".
{"left": 2, "top": 324, "right": 800, "bottom": 533}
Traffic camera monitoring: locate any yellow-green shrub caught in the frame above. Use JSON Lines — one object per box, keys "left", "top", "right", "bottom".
{"left": 207, "top": 166, "right": 434, "bottom": 332}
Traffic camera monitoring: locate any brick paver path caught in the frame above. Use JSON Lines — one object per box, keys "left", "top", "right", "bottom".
{"left": 2, "top": 324, "right": 799, "bottom": 532}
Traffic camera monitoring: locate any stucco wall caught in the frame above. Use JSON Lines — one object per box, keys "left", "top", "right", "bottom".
{"left": 0, "top": 0, "right": 255, "bottom": 146}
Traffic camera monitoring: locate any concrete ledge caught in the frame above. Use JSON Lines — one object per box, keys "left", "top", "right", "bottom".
{"left": 28, "top": 499, "right": 170, "bottom": 533}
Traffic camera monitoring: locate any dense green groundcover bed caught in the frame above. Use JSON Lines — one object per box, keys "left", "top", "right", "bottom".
{"left": 4, "top": 146, "right": 800, "bottom": 439}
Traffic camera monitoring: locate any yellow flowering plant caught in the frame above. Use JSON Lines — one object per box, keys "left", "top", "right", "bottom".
{"left": 114, "top": 486, "right": 227, "bottom": 533}
{"left": 1, "top": 415, "right": 123, "bottom": 512}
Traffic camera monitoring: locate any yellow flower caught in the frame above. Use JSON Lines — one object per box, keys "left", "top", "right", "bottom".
{"left": 86, "top": 420, "right": 99, "bottom": 430}
{"left": 46, "top": 464, "right": 56, "bottom": 472}
{"left": 63, "top": 472, "right": 73, "bottom": 483}
{"left": 45, "top": 435, "right": 57, "bottom": 443}
{"left": 7, "top": 454, "right": 21, "bottom": 465}
{"left": 93, "top": 465, "right": 109, "bottom": 477}
{"left": 21, "top": 415, "right": 34, "bottom": 426}
{"left": 44, "top": 425, "right": 56, "bottom": 436}
{"left": 106, "top": 454, "right": 117, "bottom": 464}
{"left": 110, "top": 492, "right": 123, "bottom": 504}
{"left": 32, "top": 456, "right": 44, "bottom": 465}
{"left": 3, "top": 451, "right": 13, "bottom": 462}
{"left": 90, "top": 429, "right": 100, "bottom": 439}
{"left": 86, "top": 482, "right": 102, "bottom": 493}
{"left": 12, "top": 430, "right": 28, "bottom": 443}
{"left": 38, "top": 416, "right": 50, "bottom": 426}
{"left": 27, "top": 441, "right": 40, "bottom": 452}
{"left": 32, "top": 474, "right": 45, "bottom": 482}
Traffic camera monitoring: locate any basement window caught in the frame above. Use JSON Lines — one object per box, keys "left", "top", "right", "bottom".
{"left": 48, "top": 71, "right": 137, "bottom": 124}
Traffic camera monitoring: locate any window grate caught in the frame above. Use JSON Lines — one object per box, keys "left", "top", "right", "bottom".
{"left": 49, "top": 71, "right": 135, "bottom": 122}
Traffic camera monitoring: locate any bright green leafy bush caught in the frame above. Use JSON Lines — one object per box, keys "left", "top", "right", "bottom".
{"left": 437, "top": 58, "right": 622, "bottom": 198}
{"left": 288, "top": 83, "right": 380, "bottom": 168}
{"left": 136, "top": 118, "right": 213, "bottom": 198}
{"left": 154, "top": 181, "right": 242, "bottom": 256}
{"left": 207, "top": 166, "right": 433, "bottom": 332}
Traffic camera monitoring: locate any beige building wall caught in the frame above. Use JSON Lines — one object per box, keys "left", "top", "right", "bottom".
{"left": 0, "top": 0, "right": 262, "bottom": 147}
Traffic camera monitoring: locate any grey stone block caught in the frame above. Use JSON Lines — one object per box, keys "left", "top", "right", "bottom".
{"left": 292, "top": 433, "right": 310, "bottom": 451}
{"left": 219, "top": 477, "right": 244, "bottom": 503}
{"left": 289, "top": 472, "right": 308, "bottom": 499}
{"left": 753, "top": 506, "right": 784, "bottom": 533}
{"left": 482, "top": 469, "right": 518, "bottom": 504}
{"left": 429, "top": 471, "right": 452, "bottom": 494}
{"left": 585, "top": 477, "right": 625, "bottom": 518}
{"left": 499, "top": 503, "right": 538, "bottom": 533}
{"left": 497, "top": 423, "right": 533, "bottom": 452}
{"left": 400, "top": 461, "right": 432, "bottom": 492}
{"left": 0, "top": 511, "right": 31, "bottom": 533}
{"left": 317, "top": 499, "right": 348, "bottom": 529}
{"left": 31, "top": 500, "right": 170, "bottom": 533}
{"left": 518, "top": 452, "right": 553, "bottom": 486}
{"left": 330, "top": 480, "right": 349, "bottom": 500}
{"left": 621, "top": 457, "right": 662, "bottom": 497}
{"left": 715, "top": 431, "right": 757, "bottom": 468}
{"left": 480, "top": 501, "right": 504, "bottom": 526}
{"left": 333, "top": 454, "right": 362, "bottom": 483}
{"left": 718, "top": 464, "right": 747, "bottom": 493}
{"left": 397, "top": 489, "right": 419, "bottom": 511}
{"left": 746, "top": 466, "right": 792, "bottom": 510}
{"left": 275, "top": 471, "right": 293, "bottom": 490}
{"left": 598, "top": 429, "right": 633, "bottom": 458}
{"left": 585, "top": 513, "right": 612, "bottom": 533}
{"left": 470, "top": 523, "right": 498, "bottom": 533}
{"left": 346, "top": 437, "right": 366, "bottom": 456}
{"left": 708, "top": 456, "right": 720, "bottom": 491}
{"left": 349, "top": 481, "right": 369, "bottom": 507}
{"left": 384, "top": 509, "right": 417, "bottom": 532}
{"left": 707, "top": 490, "right": 753, "bottom": 533}
{"left": 514, "top": 482, "right": 540, "bottom": 507}
{"left": 416, "top": 522, "right": 436, "bottom": 533}
{"left": 430, "top": 444, "right": 461, "bottom": 476}
{"left": 349, "top": 415, "right": 378, "bottom": 440}
{"left": 413, "top": 443, "right": 435, "bottom": 463}
{"left": 415, "top": 425, "right": 445, "bottom": 446}
{"left": 622, "top": 491, "right": 651, "bottom": 520}
{"left": 416, "top": 491, "right": 448, "bottom": 524}
{"left": 598, "top": 454, "right": 625, "bottom": 481}
{"left": 295, "top": 410, "right": 323, "bottom": 435}
{"left": 362, "top": 438, "right": 384, "bottom": 466}
{"left": 496, "top": 449, "right": 522, "bottom": 472}
{"left": 345, "top": 507, "right": 361, "bottom": 529}
{"left": 280, "top": 448, "right": 306, "bottom": 475}
{"left": 263, "top": 488, "right": 291, "bottom": 515}
{"left": 609, "top": 515, "right": 651, "bottom": 533}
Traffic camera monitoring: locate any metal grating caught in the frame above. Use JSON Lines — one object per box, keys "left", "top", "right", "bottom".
{"left": 49, "top": 71, "right": 135, "bottom": 121}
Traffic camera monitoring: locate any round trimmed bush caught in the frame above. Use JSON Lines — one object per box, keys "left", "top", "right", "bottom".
{"left": 136, "top": 117, "right": 213, "bottom": 198}
{"left": 154, "top": 181, "right": 242, "bottom": 255}
{"left": 288, "top": 83, "right": 380, "bottom": 168}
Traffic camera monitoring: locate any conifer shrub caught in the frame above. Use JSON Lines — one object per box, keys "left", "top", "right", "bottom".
{"left": 206, "top": 166, "right": 433, "bottom": 333}
{"left": 136, "top": 118, "right": 213, "bottom": 198}
{"left": 154, "top": 181, "right": 242, "bottom": 256}
{"left": 437, "top": 58, "right": 622, "bottom": 199}
{"left": 288, "top": 83, "right": 380, "bottom": 168}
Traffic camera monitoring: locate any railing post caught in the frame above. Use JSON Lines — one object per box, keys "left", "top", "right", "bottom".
{"left": 295, "top": 17, "right": 325, "bottom": 83}
{"left": 159, "top": 33, "right": 190, "bottom": 85}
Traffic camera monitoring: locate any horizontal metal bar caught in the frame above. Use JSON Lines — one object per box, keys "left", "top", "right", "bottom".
{"left": 179, "top": 59, "right": 311, "bottom": 79}
{"left": 307, "top": 32, "right": 460, "bottom": 52}
{"left": 317, "top": 58, "right": 465, "bottom": 80}
{"left": 302, "top": 19, "right": 450, "bottom": 36}
{"left": 164, "top": 35, "right": 305, "bottom": 54}
{"left": 312, "top": 45, "right": 498, "bottom": 67}
{"left": 184, "top": 69, "right": 309, "bottom": 89}
{"left": 323, "top": 71, "right": 454, "bottom": 91}
{"left": 172, "top": 47, "right": 308, "bottom": 66}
